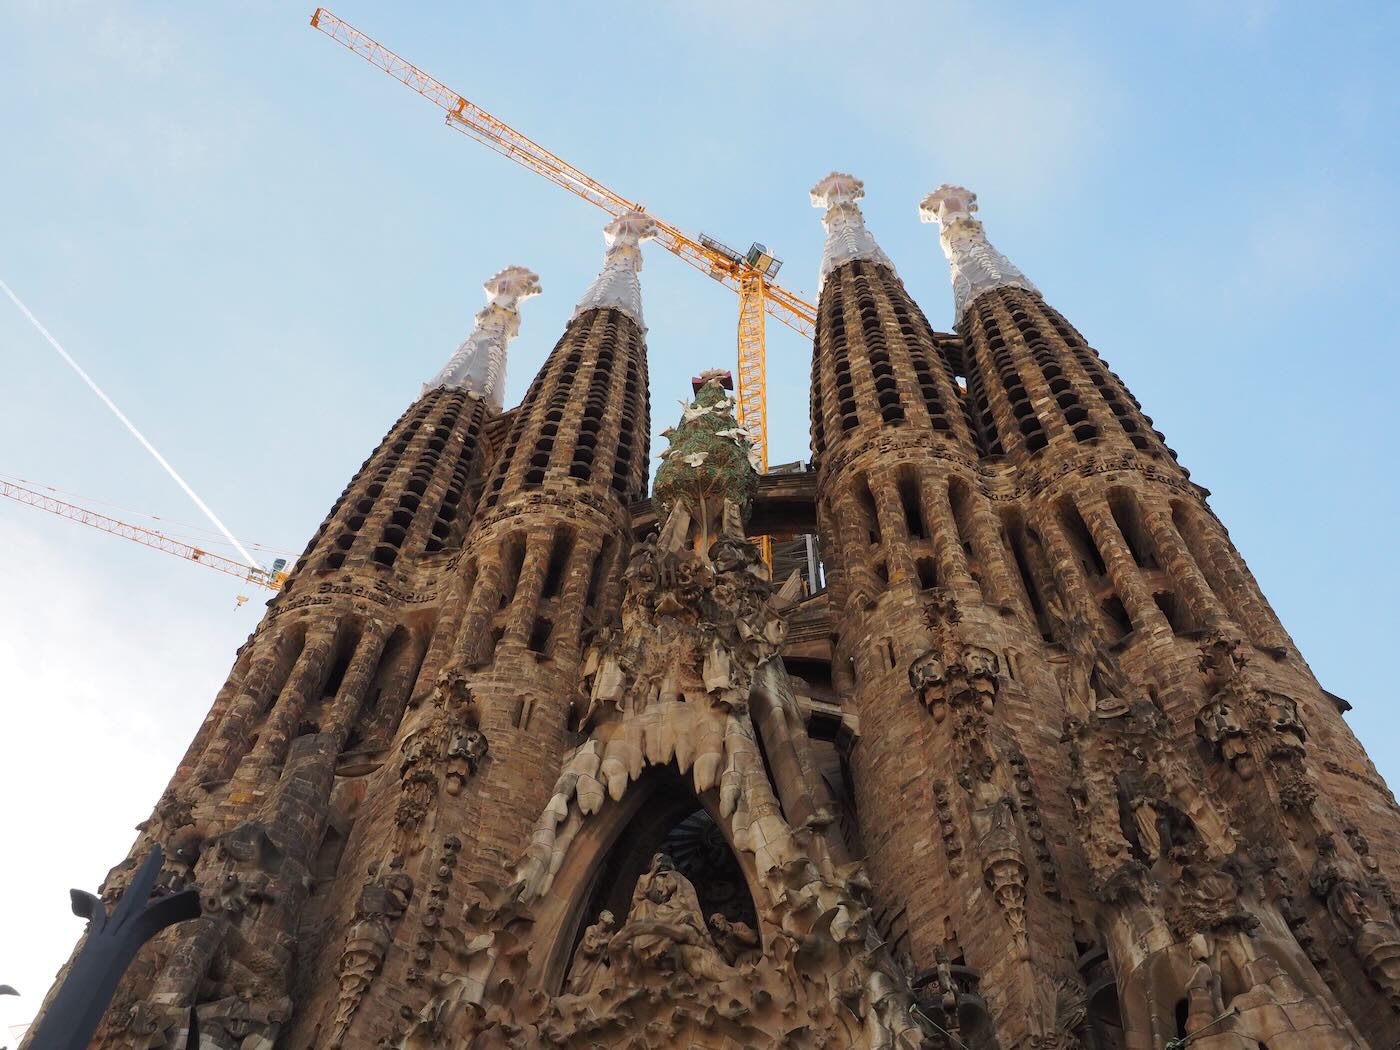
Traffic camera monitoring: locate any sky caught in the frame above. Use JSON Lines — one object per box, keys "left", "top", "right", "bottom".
{"left": 1, "top": 0, "right": 1397, "bottom": 1031}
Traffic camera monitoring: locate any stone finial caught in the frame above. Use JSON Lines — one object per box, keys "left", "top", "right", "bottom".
{"left": 810, "top": 172, "right": 895, "bottom": 290}
{"left": 424, "top": 266, "right": 541, "bottom": 411}
{"left": 919, "top": 184, "right": 1038, "bottom": 322}
{"left": 572, "top": 210, "right": 658, "bottom": 330}
{"left": 653, "top": 370, "right": 759, "bottom": 555}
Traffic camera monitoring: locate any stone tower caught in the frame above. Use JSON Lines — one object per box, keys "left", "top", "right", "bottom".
{"left": 26, "top": 181, "right": 1400, "bottom": 1050}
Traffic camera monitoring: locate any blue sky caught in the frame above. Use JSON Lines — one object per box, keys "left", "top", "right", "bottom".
{"left": 1, "top": 0, "right": 1397, "bottom": 1028}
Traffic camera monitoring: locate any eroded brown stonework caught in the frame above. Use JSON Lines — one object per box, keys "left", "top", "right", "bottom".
{"left": 25, "top": 203, "right": 1400, "bottom": 1050}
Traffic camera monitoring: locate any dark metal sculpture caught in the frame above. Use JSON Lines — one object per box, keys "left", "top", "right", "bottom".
{"left": 24, "top": 846, "right": 199, "bottom": 1050}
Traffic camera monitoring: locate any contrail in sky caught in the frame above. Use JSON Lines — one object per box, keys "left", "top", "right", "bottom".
{"left": 1, "top": 276, "right": 262, "bottom": 570}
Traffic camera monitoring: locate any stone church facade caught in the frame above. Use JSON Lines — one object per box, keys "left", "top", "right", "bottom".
{"left": 27, "top": 177, "right": 1400, "bottom": 1049}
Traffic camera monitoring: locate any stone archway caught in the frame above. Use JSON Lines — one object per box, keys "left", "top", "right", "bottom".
{"left": 526, "top": 763, "right": 767, "bottom": 996}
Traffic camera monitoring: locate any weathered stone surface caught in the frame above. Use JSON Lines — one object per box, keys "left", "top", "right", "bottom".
{"left": 24, "top": 187, "right": 1400, "bottom": 1050}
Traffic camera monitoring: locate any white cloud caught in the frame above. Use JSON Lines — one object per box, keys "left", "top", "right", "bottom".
{"left": 0, "top": 521, "right": 238, "bottom": 1032}
{"left": 674, "top": 0, "right": 1119, "bottom": 206}
{"left": 5, "top": 0, "right": 183, "bottom": 83}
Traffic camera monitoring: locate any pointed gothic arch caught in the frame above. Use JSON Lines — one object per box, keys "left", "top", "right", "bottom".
{"left": 523, "top": 762, "right": 766, "bottom": 996}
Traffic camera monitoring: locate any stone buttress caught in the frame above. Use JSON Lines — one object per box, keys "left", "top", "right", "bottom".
{"left": 266, "top": 214, "right": 660, "bottom": 1048}
{"left": 383, "top": 373, "right": 931, "bottom": 1049}
{"left": 28, "top": 266, "right": 539, "bottom": 1050}
{"left": 904, "top": 183, "right": 1400, "bottom": 1048}
{"left": 808, "top": 172, "right": 1098, "bottom": 1049}
{"left": 22, "top": 170, "right": 1400, "bottom": 1050}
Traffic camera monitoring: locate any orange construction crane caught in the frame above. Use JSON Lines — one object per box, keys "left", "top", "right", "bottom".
{"left": 309, "top": 8, "right": 817, "bottom": 480}
{"left": 0, "top": 478, "right": 288, "bottom": 592}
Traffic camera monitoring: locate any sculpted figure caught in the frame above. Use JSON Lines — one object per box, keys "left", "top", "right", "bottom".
{"left": 1262, "top": 691, "right": 1307, "bottom": 756}
{"left": 445, "top": 725, "right": 488, "bottom": 794}
{"left": 709, "top": 912, "right": 761, "bottom": 967}
{"left": 1310, "top": 834, "right": 1400, "bottom": 1007}
{"left": 396, "top": 675, "right": 483, "bottom": 840}
{"left": 909, "top": 648, "right": 947, "bottom": 719}
{"left": 1195, "top": 693, "right": 1254, "bottom": 778}
{"left": 1052, "top": 602, "right": 1134, "bottom": 720}
{"left": 980, "top": 798, "right": 1030, "bottom": 956}
{"left": 958, "top": 757, "right": 1003, "bottom": 842}
{"left": 609, "top": 853, "right": 731, "bottom": 982}
{"left": 1118, "top": 766, "right": 1165, "bottom": 863}
{"left": 565, "top": 909, "right": 616, "bottom": 996}
{"left": 196, "top": 824, "right": 295, "bottom": 1046}
{"left": 960, "top": 644, "right": 999, "bottom": 713}
{"left": 622, "top": 533, "right": 662, "bottom": 613}
{"left": 103, "top": 790, "right": 206, "bottom": 903}
{"left": 330, "top": 859, "right": 414, "bottom": 1047}
{"left": 1162, "top": 844, "right": 1253, "bottom": 941}
{"left": 710, "top": 535, "right": 755, "bottom": 577}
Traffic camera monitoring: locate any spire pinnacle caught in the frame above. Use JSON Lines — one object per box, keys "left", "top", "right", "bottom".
{"left": 919, "top": 185, "right": 1038, "bottom": 322}
{"left": 572, "top": 210, "right": 657, "bottom": 330}
{"left": 810, "top": 172, "right": 895, "bottom": 289}
{"left": 424, "top": 266, "right": 541, "bottom": 411}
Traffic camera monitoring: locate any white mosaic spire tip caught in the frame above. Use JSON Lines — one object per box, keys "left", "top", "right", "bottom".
{"left": 919, "top": 184, "right": 1038, "bottom": 322}
{"left": 424, "top": 266, "right": 541, "bottom": 411}
{"left": 810, "top": 171, "right": 895, "bottom": 290}
{"left": 572, "top": 210, "right": 658, "bottom": 331}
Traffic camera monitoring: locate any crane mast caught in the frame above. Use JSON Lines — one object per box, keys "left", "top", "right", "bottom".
{"left": 309, "top": 7, "right": 816, "bottom": 476}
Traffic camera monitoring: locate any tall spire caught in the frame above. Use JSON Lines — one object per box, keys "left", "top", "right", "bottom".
{"left": 572, "top": 210, "right": 657, "bottom": 330}
{"left": 424, "top": 266, "right": 541, "bottom": 411}
{"left": 919, "top": 184, "right": 1038, "bottom": 322}
{"left": 810, "top": 172, "right": 894, "bottom": 289}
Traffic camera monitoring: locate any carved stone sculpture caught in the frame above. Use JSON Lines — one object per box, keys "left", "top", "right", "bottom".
{"left": 329, "top": 859, "right": 414, "bottom": 1047}
{"left": 394, "top": 672, "right": 483, "bottom": 851}
{"left": 709, "top": 912, "right": 761, "bottom": 968}
{"left": 1310, "top": 833, "right": 1400, "bottom": 1009}
{"left": 608, "top": 853, "right": 732, "bottom": 983}
{"left": 564, "top": 909, "right": 616, "bottom": 996}
{"left": 1262, "top": 690, "right": 1307, "bottom": 756}
{"left": 980, "top": 798, "right": 1031, "bottom": 959}
{"left": 1195, "top": 693, "right": 1253, "bottom": 778}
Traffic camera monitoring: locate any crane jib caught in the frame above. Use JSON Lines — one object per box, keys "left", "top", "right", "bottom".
{"left": 308, "top": 5, "right": 819, "bottom": 463}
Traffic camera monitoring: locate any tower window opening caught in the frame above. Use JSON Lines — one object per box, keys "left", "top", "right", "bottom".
{"left": 1003, "top": 515, "right": 1054, "bottom": 641}
{"left": 1108, "top": 490, "right": 1158, "bottom": 569}
{"left": 1059, "top": 498, "right": 1107, "bottom": 579}
{"left": 855, "top": 475, "right": 882, "bottom": 544}
{"left": 916, "top": 557, "right": 938, "bottom": 591}
{"left": 527, "top": 617, "right": 553, "bottom": 655}
{"left": 501, "top": 534, "right": 527, "bottom": 605}
{"left": 1170, "top": 502, "right": 1230, "bottom": 606}
{"left": 563, "top": 779, "right": 759, "bottom": 997}
{"left": 321, "top": 632, "right": 357, "bottom": 702}
{"left": 585, "top": 537, "right": 615, "bottom": 611}
{"left": 542, "top": 530, "right": 575, "bottom": 600}
{"left": 1154, "top": 590, "right": 1194, "bottom": 634}
{"left": 949, "top": 478, "right": 992, "bottom": 603}
{"left": 1102, "top": 594, "right": 1131, "bottom": 637}
{"left": 897, "top": 471, "right": 926, "bottom": 539}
